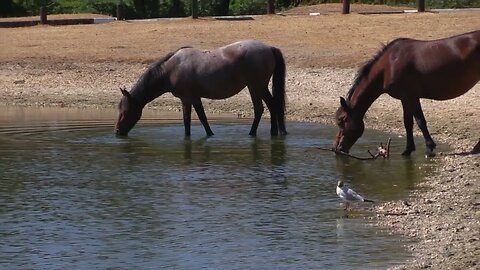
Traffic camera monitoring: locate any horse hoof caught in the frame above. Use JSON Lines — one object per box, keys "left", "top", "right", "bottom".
{"left": 425, "top": 150, "right": 436, "bottom": 158}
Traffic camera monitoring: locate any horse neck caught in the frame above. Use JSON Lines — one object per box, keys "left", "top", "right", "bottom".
{"left": 349, "top": 75, "right": 385, "bottom": 117}
{"left": 130, "top": 75, "right": 169, "bottom": 107}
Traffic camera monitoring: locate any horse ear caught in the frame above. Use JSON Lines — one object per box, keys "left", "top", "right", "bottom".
{"left": 120, "top": 87, "right": 131, "bottom": 99}
{"left": 340, "top": 97, "right": 351, "bottom": 113}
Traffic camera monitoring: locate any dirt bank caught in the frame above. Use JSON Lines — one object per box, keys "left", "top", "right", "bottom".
{"left": 0, "top": 5, "right": 479, "bottom": 268}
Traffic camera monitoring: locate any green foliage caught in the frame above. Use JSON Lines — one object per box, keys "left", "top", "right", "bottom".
{"left": 425, "top": 0, "right": 480, "bottom": 8}
{"left": 0, "top": 0, "right": 26, "bottom": 17}
{"left": 229, "top": 0, "right": 266, "bottom": 14}
{"left": 2, "top": 0, "right": 479, "bottom": 18}
{"left": 198, "top": 0, "right": 230, "bottom": 16}
{"left": 160, "top": 0, "right": 188, "bottom": 17}
{"left": 6, "top": 0, "right": 60, "bottom": 16}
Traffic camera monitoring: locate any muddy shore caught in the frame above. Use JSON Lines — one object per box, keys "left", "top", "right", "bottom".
{"left": 1, "top": 7, "right": 479, "bottom": 268}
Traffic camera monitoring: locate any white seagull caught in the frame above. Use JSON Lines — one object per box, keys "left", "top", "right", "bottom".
{"left": 336, "top": 180, "right": 374, "bottom": 210}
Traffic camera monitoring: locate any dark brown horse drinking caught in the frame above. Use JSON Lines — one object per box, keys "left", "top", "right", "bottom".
{"left": 334, "top": 30, "right": 480, "bottom": 156}
{"left": 115, "top": 40, "right": 287, "bottom": 137}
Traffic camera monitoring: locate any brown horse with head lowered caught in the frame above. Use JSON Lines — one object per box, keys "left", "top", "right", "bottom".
{"left": 115, "top": 40, "right": 287, "bottom": 138}
{"left": 334, "top": 30, "right": 480, "bottom": 156}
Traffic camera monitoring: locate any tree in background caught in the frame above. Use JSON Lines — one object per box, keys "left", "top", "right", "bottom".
{"left": 198, "top": 0, "right": 231, "bottom": 15}
{"left": 3, "top": 0, "right": 479, "bottom": 19}
{"left": 0, "top": 0, "right": 25, "bottom": 17}
{"left": 133, "top": 0, "right": 146, "bottom": 17}
{"left": 215, "top": 0, "right": 231, "bottom": 15}
{"left": 229, "top": 0, "right": 267, "bottom": 14}
{"left": 267, "top": 0, "right": 275, "bottom": 13}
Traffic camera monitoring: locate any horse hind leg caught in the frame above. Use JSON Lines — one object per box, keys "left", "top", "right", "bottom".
{"left": 260, "top": 87, "right": 279, "bottom": 136}
{"left": 277, "top": 110, "right": 287, "bottom": 136}
{"left": 412, "top": 100, "right": 436, "bottom": 157}
{"left": 192, "top": 98, "right": 214, "bottom": 137}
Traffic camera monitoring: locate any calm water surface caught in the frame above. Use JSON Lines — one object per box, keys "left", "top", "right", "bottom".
{"left": 0, "top": 107, "right": 438, "bottom": 269}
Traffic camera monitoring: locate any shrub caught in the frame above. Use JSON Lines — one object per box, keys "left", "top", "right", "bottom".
{"left": 230, "top": 0, "right": 267, "bottom": 15}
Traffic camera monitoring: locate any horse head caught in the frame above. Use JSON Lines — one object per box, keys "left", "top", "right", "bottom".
{"left": 334, "top": 97, "right": 365, "bottom": 153}
{"left": 115, "top": 87, "right": 143, "bottom": 136}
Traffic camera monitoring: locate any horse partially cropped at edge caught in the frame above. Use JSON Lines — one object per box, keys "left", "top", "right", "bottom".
{"left": 334, "top": 30, "right": 480, "bottom": 156}
{"left": 115, "top": 40, "right": 287, "bottom": 137}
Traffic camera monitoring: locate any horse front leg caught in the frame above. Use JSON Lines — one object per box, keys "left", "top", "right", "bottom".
{"left": 412, "top": 99, "right": 436, "bottom": 157}
{"left": 248, "top": 89, "right": 264, "bottom": 136}
{"left": 401, "top": 100, "right": 415, "bottom": 156}
{"left": 192, "top": 98, "right": 214, "bottom": 137}
{"left": 182, "top": 100, "right": 192, "bottom": 137}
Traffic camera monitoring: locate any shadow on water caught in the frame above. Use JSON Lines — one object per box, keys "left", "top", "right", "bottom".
{"left": 0, "top": 107, "right": 440, "bottom": 269}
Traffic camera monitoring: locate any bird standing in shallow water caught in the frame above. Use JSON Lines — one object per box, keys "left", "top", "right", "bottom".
{"left": 336, "top": 180, "right": 374, "bottom": 210}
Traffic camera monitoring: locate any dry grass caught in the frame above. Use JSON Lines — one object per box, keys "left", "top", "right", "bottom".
{"left": 1, "top": 4, "right": 479, "bottom": 68}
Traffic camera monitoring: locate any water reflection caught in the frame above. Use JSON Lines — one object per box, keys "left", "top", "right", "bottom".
{"left": 112, "top": 131, "right": 288, "bottom": 170}
{"left": 333, "top": 135, "right": 432, "bottom": 201}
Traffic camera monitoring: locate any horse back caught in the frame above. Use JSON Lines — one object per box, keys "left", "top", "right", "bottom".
{"left": 384, "top": 31, "right": 480, "bottom": 100}
{"left": 166, "top": 40, "right": 277, "bottom": 99}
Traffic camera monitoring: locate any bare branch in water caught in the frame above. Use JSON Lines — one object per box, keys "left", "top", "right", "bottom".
{"left": 318, "top": 138, "right": 391, "bottom": 160}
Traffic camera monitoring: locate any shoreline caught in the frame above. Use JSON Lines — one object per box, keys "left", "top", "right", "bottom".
{"left": 1, "top": 60, "right": 478, "bottom": 268}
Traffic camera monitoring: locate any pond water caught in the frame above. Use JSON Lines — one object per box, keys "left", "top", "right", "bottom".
{"left": 0, "top": 107, "right": 438, "bottom": 269}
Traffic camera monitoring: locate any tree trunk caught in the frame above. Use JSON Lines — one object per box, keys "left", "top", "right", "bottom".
{"left": 217, "top": 0, "right": 230, "bottom": 16}
{"left": 267, "top": 0, "right": 275, "bottom": 14}
{"left": 192, "top": 0, "right": 198, "bottom": 18}
{"left": 133, "top": 0, "right": 146, "bottom": 18}
{"left": 40, "top": 6, "right": 47, "bottom": 24}
{"left": 418, "top": 0, "right": 425, "bottom": 12}
{"left": 342, "top": 0, "right": 350, "bottom": 14}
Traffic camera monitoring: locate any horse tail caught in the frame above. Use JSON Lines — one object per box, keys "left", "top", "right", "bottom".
{"left": 271, "top": 46, "right": 287, "bottom": 135}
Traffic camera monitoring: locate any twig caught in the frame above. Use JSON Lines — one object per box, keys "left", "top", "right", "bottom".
{"left": 317, "top": 147, "right": 381, "bottom": 160}
{"left": 382, "top": 212, "right": 407, "bottom": 216}
{"left": 386, "top": 138, "right": 391, "bottom": 159}
{"left": 318, "top": 137, "right": 392, "bottom": 160}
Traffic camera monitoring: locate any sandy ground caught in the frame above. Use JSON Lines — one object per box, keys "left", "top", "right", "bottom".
{"left": 0, "top": 4, "right": 479, "bottom": 268}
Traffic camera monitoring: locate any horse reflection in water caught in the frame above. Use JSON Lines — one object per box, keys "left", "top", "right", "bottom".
{"left": 334, "top": 30, "right": 480, "bottom": 156}
{"left": 115, "top": 40, "right": 287, "bottom": 137}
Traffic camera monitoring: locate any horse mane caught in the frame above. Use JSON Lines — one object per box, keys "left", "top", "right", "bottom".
{"left": 346, "top": 38, "right": 410, "bottom": 101}
{"left": 131, "top": 46, "right": 191, "bottom": 103}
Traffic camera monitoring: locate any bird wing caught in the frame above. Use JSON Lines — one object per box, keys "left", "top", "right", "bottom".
{"left": 345, "top": 187, "right": 365, "bottom": 202}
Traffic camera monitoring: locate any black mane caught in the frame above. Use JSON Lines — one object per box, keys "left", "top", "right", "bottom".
{"left": 346, "top": 38, "right": 409, "bottom": 101}
{"left": 130, "top": 46, "right": 191, "bottom": 104}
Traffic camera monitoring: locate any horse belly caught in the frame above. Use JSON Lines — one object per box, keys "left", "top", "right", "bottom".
{"left": 415, "top": 41, "right": 480, "bottom": 100}
{"left": 419, "top": 69, "right": 480, "bottom": 100}
{"left": 198, "top": 73, "right": 247, "bottom": 100}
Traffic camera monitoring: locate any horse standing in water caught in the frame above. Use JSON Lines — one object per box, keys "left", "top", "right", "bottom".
{"left": 334, "top": 30, "right": 480, "bottom": 156}
{"left": 115, "top": 40, "right": 287, "bottom": 137}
